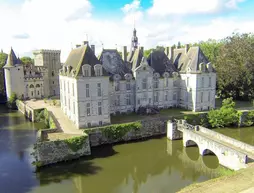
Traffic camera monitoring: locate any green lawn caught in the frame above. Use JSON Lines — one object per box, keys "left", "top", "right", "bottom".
{"left": 111, "top": 108, "right": 199, "bottom": 124}
{"left": 215, "top": 98, "right": 253, "bottom": 110}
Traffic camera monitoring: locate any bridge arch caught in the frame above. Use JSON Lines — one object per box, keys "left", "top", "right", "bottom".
{"left": 185, "top": 139, "right": 199, "bottom": 147}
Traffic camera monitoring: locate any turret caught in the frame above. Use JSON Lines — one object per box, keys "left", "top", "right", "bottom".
{"left": 3, "top": 48, "right": 25, "bottom": 99}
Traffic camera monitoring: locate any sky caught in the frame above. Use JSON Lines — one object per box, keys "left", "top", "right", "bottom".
{"left": 1, "top": 0, "right": 254, "bottom": 62}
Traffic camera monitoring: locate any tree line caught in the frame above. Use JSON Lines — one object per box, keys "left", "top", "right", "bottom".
{"left": 1, "top": 32, "right": 254, "bottom": 101}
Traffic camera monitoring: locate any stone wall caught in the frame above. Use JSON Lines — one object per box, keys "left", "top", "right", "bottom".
{"left": 86, "top": 117, "right": 167, "bottom": 147}
{"left": 33, "top": 134, "right": 91, "bottom": 167}
{"left": 198, "top": 126, "right": 254, "bottom": 154}
{"left": 16, "top": 100, "right": 37, "bottom": 121}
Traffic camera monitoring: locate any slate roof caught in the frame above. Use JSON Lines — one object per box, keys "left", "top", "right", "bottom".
{"left": 127, "top": 48, "right": 143, "bottom": 71}
{"left": 171, "top": 47, "right": 213, "bottom": 73}
{"left": 98, "top": 49, "right": 132, "bottom": 80}
{"left": 147, "top": 49, "right": 177, "bottom": 75}
{"left": 4, "top": 48, "right": 19, "bottom": 68}
{"left": 62, "top": 44, "right": 107, "bottom": 77}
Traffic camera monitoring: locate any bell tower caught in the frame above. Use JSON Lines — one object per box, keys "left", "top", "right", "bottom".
{"left": 131, "top": 28, "right": 138, "bottom": 51}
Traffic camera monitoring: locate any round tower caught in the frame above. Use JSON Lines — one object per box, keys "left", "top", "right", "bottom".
{"left": 3, "top": 48, "right": 25, "bottom": 99}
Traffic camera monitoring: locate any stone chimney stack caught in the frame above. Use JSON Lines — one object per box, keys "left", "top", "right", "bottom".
{"left": 91, "top": 45, "right": 95, "bottom": 54}
{"left": 122, "top": 46, "right": 127, "bottom": 62}
{"left": 83, "top": 41, "right": 89, "bottom": 45}
{"left": 140, "top": 46, "right": 144, "bottom": 54}
{"left": 165, "top": 47, "right": 169, "bottom": 56}
{"left": 169, "top": 46, "right": 174, "bottom": 62}
{"left": 185, "top": 44, "right": 190, "bottom": 54}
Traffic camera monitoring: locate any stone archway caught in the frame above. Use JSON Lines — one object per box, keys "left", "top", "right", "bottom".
{"left": 185, "top": 140, "right": 200, "bottom": 161}
{"left": 202, "top": 149, "right": 219, "bottom": 169}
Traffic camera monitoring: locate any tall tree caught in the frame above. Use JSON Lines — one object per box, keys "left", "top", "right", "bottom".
{"left": 20, "top": 56, "right": 34, "bottom": 65}
{"left": 215, "top": 33, "right": 254, "bottom": 100}
{"left": 0, "top": 52, "right": 7, "bottom": 101}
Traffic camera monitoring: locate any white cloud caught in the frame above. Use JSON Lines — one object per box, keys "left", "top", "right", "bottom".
{"left": 0, "top": 0, "right": 253, "bottom": 63}
{"left": 148, "top": 0, "right": 245, "bottom": 16}
{"left": 121, "top": 0, "right": 143, "bottom": 25}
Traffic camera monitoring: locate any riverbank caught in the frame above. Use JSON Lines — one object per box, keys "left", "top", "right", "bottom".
{"left": 178, "top": 163, "right": 254, "bottom": 193}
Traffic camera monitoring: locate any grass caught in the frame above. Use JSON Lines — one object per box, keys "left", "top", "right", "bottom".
{"left": 178, "top": 164, "right": 254, "bottom": 193}
{"left": 215, "top": 98, "right": 254, "bottom": 110}
{"left": 110, "top": 108, "right": 199, "bottom": 124}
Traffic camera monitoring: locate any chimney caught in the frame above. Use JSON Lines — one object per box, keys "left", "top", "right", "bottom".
{"left": 91, "top": 45, "right": 95, "bottom": 54}
{"left": 83, "top": 41, "right": 89, "bottom": 45}
{"left": 122, "top": 46, "right": 127, "bottom": 62}
{"left": 165, "top": 47, "right": 169, "bottom": 56}
{"left": 140, "top": 46, "right": 144, "bottom": 54}
{"left": 76, "top": 44, "right": 81, "bottom": 48}
{"left": 185, "top": 44, "right": 190, "bottom": 54}
{"left": 169, "top": 46, "right": 174, "bottom": 61}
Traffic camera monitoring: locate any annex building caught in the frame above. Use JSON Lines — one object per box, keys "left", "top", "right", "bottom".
{"left": 60, "top": 28, "right": 216, "bottom": 129}
{"left": 3, "top": 48, "right": 61, "bottom": 100}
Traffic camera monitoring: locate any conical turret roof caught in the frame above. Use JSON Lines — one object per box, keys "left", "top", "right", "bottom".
{"left": 4, "top": 48, "right": 18, "bottom": 68}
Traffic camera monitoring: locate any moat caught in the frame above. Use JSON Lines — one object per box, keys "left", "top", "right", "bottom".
{"left": 0, "top": 107, "right": 253, "bottom": 193}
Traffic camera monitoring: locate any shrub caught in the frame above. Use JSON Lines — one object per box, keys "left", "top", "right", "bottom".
{"left": 242, "top": 110, "right": 254, "bottom": 126}
{"left": 52, "top": 99, "right": 57, "bottom": 106}
{"left": 64, "top": 135, "right": 88, "bottom": 152}
{"left": 7, "top": 92, "right": 17, "bottom": 109}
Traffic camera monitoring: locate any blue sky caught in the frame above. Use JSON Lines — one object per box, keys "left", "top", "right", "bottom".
{"left": 1, "top": 0, "right": 254, "bottom": 61}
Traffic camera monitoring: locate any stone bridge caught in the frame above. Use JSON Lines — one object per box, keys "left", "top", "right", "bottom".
{"left": 167, "top": 120, "right": 254, "bottom": 170}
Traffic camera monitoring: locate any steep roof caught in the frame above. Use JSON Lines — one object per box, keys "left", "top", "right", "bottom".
{"left": 147, "top": 49, "right": 177, "bottom": 75}
{"left": 128, "top": 48, "right": 143, "bottom": 71}
{"left": 62, "top": 44, "right": 107, "bottom": 77}
{"left": 4, "top": 48, "right": 19, "bottom": 68}
{"left": 99, "top": 49, "right": 132, "bottom": 79}
{"left": 172, "top": 47, "right": 212, "bottom": 72}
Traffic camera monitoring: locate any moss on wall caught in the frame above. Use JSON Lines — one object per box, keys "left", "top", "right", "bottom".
{"left": 85, "top": 121, "right": 142, "bottom": 140}
{"left": 63, "top": 135, "right": 88, "bottom": 152}
{"left": 34, "top": 108, "right": 56, "bottom": 129}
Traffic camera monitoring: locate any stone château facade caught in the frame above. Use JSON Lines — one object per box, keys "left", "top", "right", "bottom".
{"left": 59, "top": 29, "right": 216, "bottom": 129}
{"left": 3, "top": 48, "right": 61, "bottom": 100}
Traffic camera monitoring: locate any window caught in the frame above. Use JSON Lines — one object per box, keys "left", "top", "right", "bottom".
{"left": 165, "top": 91, "right": 168, "bottom": 101}
{"left": 87, "top": 122, "right": 91, "bottom": 127}
{"left": 154, "top": 92, "right": 159, "bottom": 102}
{"left": 154, "top": 79, "right": 159, "bottom": 88}
{"left": 208, "top": 92, "right": 210, "bottom": 102}
{"left": 142, "top": 78, "right": 147, "bottom": 89}
{"left": 64, "top": 96, "right": 66, "bottom": 106}
{"left": 115, "top": 95, "right": 120, "bottom": 106}
{"left": 31, "top": 91, "right": 33, "bottom": 97}
{"left": 86, "top": 84, "right": 90, "bottom": 97}
{"left": 137, "top": 99, "right": 140, "bottom": 105}
{"left": 72, "top": 83, "right": 74, "bottom": 96}
{"left": 86, "top": 103, "right": 91, "bottom": 116}
{"left": 99, "top": 121, "right": 102, "bottom": 126}
{"left": 126, "top": 81, "right": 131, "bottom": 90}
{"left": 53, "top": 81, "right": 54, "bottom": 85}
{"left": 173, "top": 93, "right": 177, "bottom": 100}
{"left": 185, "top": 92, "right": 188, "bottom": 102}
{"left": 98, "top": 102, "right": 102, "bottom": 115}
{"left": 165, "top": 78, "right": 169, "bottom": 87}
{"left": 68, "top": 99, "right": 70, "bottom": 110}
{"left": 52, "top": 71, "right": 55, "bottom": 76}
{"left": 201, "top": 77, "right": 204, "bottom": 88}
{"left": 126, "top": 94, "right": 131, "bottom": 105}
{"left": 63, "top": 81, "right": 65, "bottom": 91}
{"left": 73, "top": 102, "right": 75, "bottom": 114}
{"left": 201, "top": 92, "right": 203, "bottom": 103}
{"left": 67, "top": 82, "right": 69, "bottom": 93}
{"left": 173, "top": 81, "right": 177, "bottom": 87}
{"left": 115, "top": 81, "right": 120, "bottom": 91}
{"left": 84, "top": 69, "right": 89, "bottom": 76}
{"left": 96, "top": 68, "right": 101, "bottom": 76}
{"left": 209, "top": 77, "right": 211, "bottom": 87}
{"left": 97, "top": 83, "right": 102, "bottom": 96}
{"left": 187, "top": 77, "right": 189, "bottom": 87}
{"left": 37, "top": 91, "right": 40, "bottom": 95}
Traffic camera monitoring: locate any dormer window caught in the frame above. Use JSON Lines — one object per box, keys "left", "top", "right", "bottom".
{"left": 82, "top": 64, "right": 91, "bottom": 77}
{"left": 154, "top": 78, "right": 159, "bottom": 89}
{"left": 94, "top": 64, "right": 102, "bottom": 76}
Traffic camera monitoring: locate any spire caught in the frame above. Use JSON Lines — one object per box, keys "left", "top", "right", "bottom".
{"left": 131, "top": 27, "right": 138, "bottom": 51}
{"left": 4, "top": 47, "right": 18, "bottom": 68}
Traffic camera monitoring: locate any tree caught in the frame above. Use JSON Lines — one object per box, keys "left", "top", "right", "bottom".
{"left": 0, "top": 52, "right": 7, "bottom": 101}
{"left": 20, "top": 56, "right": 34, "bottom": 65}
{"left": 7, "top": 92, "right": 17, "bottom": 109}
{"left": 215, "top": 33, "right": 254, "bottom": 100}
{"left": 207, "top": 98, "right": 239, "bottom": 128}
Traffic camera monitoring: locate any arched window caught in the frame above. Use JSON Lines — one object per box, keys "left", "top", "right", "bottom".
{"left": 29, "top": 84, "right": 34, "bottom": 88}
{"left": 36, "top": 84, "right": 40, "bottom": 88}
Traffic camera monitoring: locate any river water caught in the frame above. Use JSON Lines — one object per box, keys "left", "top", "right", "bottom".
{"left": 1, "top": 107, "right": 250, "bottom": 193}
